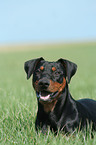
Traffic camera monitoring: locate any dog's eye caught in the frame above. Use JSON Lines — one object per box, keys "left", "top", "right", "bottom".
{"left": 35, "top": 69, "right": 41, "bottom": 74}
{"left": 54, "top": 71, "right": 60, "bottom": 76}
{"left": 54, "top": 71, "right": 63, "bottom": 76}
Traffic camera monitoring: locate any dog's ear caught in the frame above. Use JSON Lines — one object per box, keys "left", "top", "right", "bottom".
{"left": 58, "top": 58, "right": 77, "bottom": 83}
{"left": 24, "top": 57, "right": 44, "bottom": 79}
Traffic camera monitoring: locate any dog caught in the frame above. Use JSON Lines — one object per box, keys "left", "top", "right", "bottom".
{"left": 24, "top": 57, "right": 96, "bottom": 134}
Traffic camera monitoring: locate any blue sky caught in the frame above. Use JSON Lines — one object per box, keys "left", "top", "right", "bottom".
{"left": 0, "top": 0, "right": 96, "bottom": 44}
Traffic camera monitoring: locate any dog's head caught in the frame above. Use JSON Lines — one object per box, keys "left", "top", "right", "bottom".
{"left": 24, "top": 57, "right": 77, "bottom": 103}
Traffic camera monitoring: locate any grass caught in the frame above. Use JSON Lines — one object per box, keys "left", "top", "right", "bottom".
{"left": 0, "top": 42, "right": 96, "bottom": 144}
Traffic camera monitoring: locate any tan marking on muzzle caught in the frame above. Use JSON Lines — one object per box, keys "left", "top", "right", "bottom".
{"left": 33, "top": 80, "right": 39, "bottom": 92}
{"left": 48, "top": 77, "right": 66, "bottom": 93}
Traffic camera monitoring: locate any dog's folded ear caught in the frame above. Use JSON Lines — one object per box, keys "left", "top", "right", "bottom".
{"left": 24, "top": 57, "right": 44, "bottom": 79}
{"left": 58, "top": 58, "right": 77, "bottom": 83}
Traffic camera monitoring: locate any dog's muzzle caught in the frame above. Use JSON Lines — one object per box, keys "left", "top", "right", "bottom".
{"left": 35, "top": 78, "right": 66, "bottom": 102}
{"left": 36, "top": 91, "right": 59, "bottom": 102}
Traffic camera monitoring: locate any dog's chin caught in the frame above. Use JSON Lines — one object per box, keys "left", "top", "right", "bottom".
{"left": 36, "top": 91, "right": 58, "bottom": 102}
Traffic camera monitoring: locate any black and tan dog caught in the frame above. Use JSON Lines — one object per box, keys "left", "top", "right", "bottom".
{"left": 24, "top": 57, "right": 96, "bottom": 134}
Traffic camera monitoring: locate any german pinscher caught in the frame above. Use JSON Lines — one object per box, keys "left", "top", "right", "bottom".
{"left": 24, "top": 57, "right": 96, "bottom": 134}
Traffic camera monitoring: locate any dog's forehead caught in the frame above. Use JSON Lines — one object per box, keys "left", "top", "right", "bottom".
{"left": 39, "top": 61, "right": 61, "bottom": 70}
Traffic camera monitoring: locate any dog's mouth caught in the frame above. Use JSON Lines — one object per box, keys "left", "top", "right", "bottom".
{"left": 36, "top": 91, "right": 58, "bottom": 102}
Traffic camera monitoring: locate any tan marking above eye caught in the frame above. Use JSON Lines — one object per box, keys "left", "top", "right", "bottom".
{"left": 52, "top": 67, "right": 56, "bottom": 71}
{"left": 40, "top": 66, "right": 44, "bottom": 71}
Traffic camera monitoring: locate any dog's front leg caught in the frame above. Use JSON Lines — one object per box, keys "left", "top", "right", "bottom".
{"left": 35, "top": 114, "right": 49, "bottom": 134}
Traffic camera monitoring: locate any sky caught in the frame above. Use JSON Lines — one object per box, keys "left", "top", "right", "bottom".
{"left": 0, "top": 0, "right": 96, "bottom": 44}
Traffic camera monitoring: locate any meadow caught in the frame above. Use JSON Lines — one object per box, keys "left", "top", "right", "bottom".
{"left": 0, "top": 42, "right": 96, "bottom": 144}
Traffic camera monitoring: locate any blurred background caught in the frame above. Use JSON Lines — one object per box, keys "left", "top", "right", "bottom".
{"left": 0, "top": 1, "right": 96, "bottom": 143}
{"left": 0, "top": 0, "right": 96, "bottom": 48}
{"left": 0, "top": 0, "right": 96, "bottom": 94}
{"left": 0, "top": 0, "right": 96, "bottom": 96}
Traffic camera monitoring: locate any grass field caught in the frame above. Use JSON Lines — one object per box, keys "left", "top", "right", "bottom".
{"left": 0, "top": 42, "right": 96, "bottom": 144}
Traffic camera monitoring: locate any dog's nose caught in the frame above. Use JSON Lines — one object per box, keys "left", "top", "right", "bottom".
{"left": 38, "top": 79, "right": 50, "bottom": 89}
